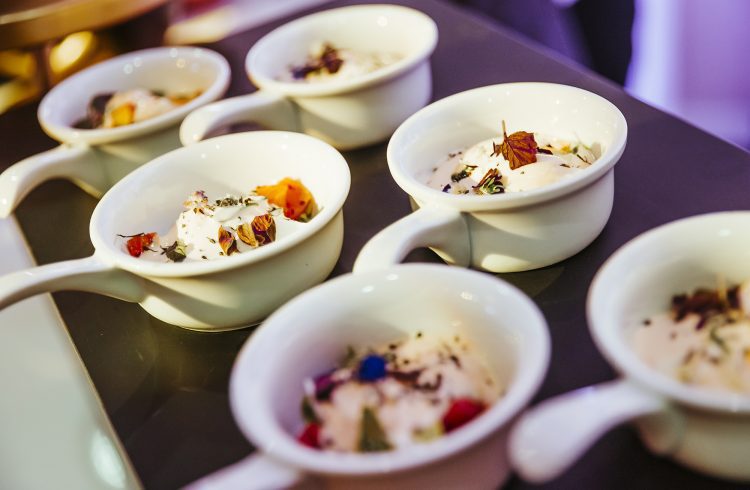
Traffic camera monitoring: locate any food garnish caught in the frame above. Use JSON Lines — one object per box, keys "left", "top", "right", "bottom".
{"left": 74, "top": 89, "right": 202, "bottom": 129}
{"left": 119, "top": 179, "right": 314, "bottom": 262}
{"left": 218, "top": 227, "right": 238, "bottom": 256}
{"left": 496, "top": 120, "right": 538, "bottom": 170}
{"left": 119, "top": 232, "right": 157, "bottom": 258}
{"left": 291, "top": 43, "right": 344, "bottom": 80}
{"left": 297, "top": 332, "right": 501, "bottom": 452}
{"left": 161, "top": 240, "right": 187, "bottom": 262}
{"left": 473, "top": 168, "right": 505, "bottom": 195}
{"left": 255, "top": 178, "right": 317, "bottom": 222}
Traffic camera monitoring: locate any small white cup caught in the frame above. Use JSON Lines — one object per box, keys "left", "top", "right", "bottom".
{"left": 510, "top": 212, "right": 750, "bottom": 483}
{"left": 186, "top": 264, "right": 550, "bottom": 490}
{"left": 0, "top": 47, "right": 231, "bottom": 217}
{"left": 179, "top": 4, "right": 438, "bottom": 151}
{"left": 0, "top": 131, "right": 350, "bottom": 331}
{"left": 354, "top": 83, "right": 627, "bottom": 274}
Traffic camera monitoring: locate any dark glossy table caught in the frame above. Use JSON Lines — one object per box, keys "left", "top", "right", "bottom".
{"left": 3, "top": 0, "right": 750, "bottom": 488}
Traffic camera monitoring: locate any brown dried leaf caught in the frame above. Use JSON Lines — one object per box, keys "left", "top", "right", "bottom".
{"left": 236, "top": 223, "right": 258, "bottom": 247}
{"left": 218, "top": 226, "right": 238, "bottom": 256}
{"left": 499, "top": 120, "right": 538, "bottom": 170}
{"left": 252, "top": 214, "right": 277, "bottom": 246}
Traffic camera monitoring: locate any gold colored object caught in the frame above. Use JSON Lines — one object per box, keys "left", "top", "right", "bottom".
{"left": 0, "top": 0, "right": 165, "bottom": 114}
{"left": 0, "top": 0, "right": 167, "bottom": 50}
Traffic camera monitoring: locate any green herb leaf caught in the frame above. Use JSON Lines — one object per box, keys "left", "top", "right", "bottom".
{"left": 301, "top": 396, "right": 319, "bottom": 424}
{"left": 450, "top": 164, "right": 477, "bottom": 183}
{"left": 340, "top": 345, "right": 358, "bottom": 368}
{"left": 161, "top": 240, "right": 187, "bottom": 262}
{"left": 413, "top": 422, "right": 444, "bottom": 443}
{"left": 358, "top": 407, "right": 392, "bottom": 452}
{"left": 473, "top": 168, "right": 505, "bottom": 195}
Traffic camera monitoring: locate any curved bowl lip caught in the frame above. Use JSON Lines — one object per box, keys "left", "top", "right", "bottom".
{"left": 245, "top": 4, "right": 438, "bottom": 97}
{"left": 229, "top": 263, "right": 551, "bottom": 476}
{"left": 386, "top": 82, "right": 628, "bottom": 212}
{"left": 587, "top": 211, "right": 750, "bottom": 414}
{"left": 39, "top": 46, "right": 231, "bottom": 145}
{"left": 88, "top": 131, "right": 351, "bottom": 278}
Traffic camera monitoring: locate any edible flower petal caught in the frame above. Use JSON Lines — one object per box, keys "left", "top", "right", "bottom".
{"left": 255, "top": 178, "right": 317, "bottom": 221}
{"left": 236, "top": 223, "right": 258, "bottom": 247}
{"left": 121, "top": 232, "right": 157, "bottom": 258}
{"left": 357, "top": 355, "right": 387, "bottom": 382}
{"left": 298, "top": 423, "right": 321, "bottom": 448}
{"left": 218, "top": 226, "right": 238, "bottom": 256}
{"left": 251, "top": 214, "right": 277, "bottom": 245}
{"left": 313, "top": 371, "right": 337, "bottom": 401}
{"left": 442, "top": 398, "right": 486, "bottom": 433}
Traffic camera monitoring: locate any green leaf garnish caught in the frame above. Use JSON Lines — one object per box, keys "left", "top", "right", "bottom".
{"left": 358, "top": 407, "right": 392, "bottom": 452}
{"left": 161, "top": 240, "right": 187, "bottom": 262}
{"left": 300, "top": 396, "right": 319, "bottom": 424}
{"left": 413, "top": 422, "right": 444, "bottom": 443}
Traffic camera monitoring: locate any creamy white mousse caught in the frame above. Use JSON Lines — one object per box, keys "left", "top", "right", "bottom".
{"left": 303, "top": 333, "right": 502, "bottom": 452}
{"left": 130, "top": 191, "right": 307, "bottom": 262}
{"left": 102, "top": 89, "right": 179, "bottom": 128}
{"left": 281, "top": 42, "right": 402, "bottom": 83}
{"left": 632, "top": 280, "right": 750, "bottom": 394}
{"left": 427, "top": 135, "right": 600, "bottom": 194}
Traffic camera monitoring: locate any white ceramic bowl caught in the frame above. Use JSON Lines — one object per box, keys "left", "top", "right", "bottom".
{"left": 180, "top": 4, "right": 438, "bottom": 150}
{"left": 0, "top": 46, "right": 231, "bottom": 217}
{"left": 510, "top": 212, "right": 750, "bottom": 483}
{"left": 0, "top": 131, "right": 350, "bottom": 331}
{"left": 187, "top": 264, "right": 550, "bottom": 489}
{"left": 354, "top": 82, "right": 627, "bottom": 273}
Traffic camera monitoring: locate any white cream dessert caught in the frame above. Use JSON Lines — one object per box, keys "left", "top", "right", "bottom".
{"left": 632, "top": 280, "right": 750, "bottom": 394}
{"left": 283, "top": 42, "right": 401, "bottom": 83}
{"left": 297, "top": 332, "right": 502, "bottom": 452}
{"left": 76, "top": 88, "right": 201, "bottom": 129}
{"left": 427, "top": 124, "right": 601, "bottom": 195}
{"left": 119, "top": 179, "right": 317, "bottom": 262}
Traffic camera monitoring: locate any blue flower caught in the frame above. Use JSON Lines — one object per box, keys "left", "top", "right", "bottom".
{"left": 358, "top": 355, "right": 387, "bottom": 382}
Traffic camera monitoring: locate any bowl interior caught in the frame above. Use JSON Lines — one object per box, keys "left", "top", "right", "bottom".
{"left": 40, "top": 47, "right": 228, "bottom": 143}
{"left": 388, "top": 83, "right": 627, "bottom": 209}
{"left": 90, "top": 131, "right": 350, "bottom": 276}
{"left": 589, "top": 211, "right": 750, "bottom": 412}
{"left": 248, "top": 4, "right": 436, "bottom": 92}
{"left": 231, "top": 264, "right": 549, "bottom": 474}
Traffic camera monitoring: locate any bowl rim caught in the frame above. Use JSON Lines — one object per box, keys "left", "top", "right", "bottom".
{"left": 245, "top": 4, "right": 438, "bottom": 97}
{"left": 88, "top": 131, "right": 351, "bottom": 278}
{"left": 39, "top": 46, "right": 231, "bottom": 145}
{"left": 386, "top": 82, "right": 628, "bottom": 212}
{"left": 587, "top": 211, "right": 750, "bottom": 414}
{"left": 229, "top": 264, "right": 551, "bottom": 475}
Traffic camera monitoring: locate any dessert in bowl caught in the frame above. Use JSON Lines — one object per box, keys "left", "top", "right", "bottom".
{"left": 186, "top": 264, "right": 550, "bottom": 489}
{"left": 354, "top": 82, "right": 627, "bottom": 274}
{"left": 0, "top": 131, "right": 350, "bottom": 331}
{"left": 0, "top": 47, "right": 230, "bottom": 217}
{"left": 510, "top": 212, "right": 750, "bottom": 483}
{"left": 180, "top": 4, "right": 438, "bottom": 150}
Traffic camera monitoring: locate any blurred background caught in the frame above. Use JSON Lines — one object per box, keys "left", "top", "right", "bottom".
{"left": 1, "top": 0, "right": 748, "bottom": 148}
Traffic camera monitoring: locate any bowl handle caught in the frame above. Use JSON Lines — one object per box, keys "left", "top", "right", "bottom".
{"left": 509, "top": 379, "right": 683, "bottom": 483}
{"left": 0, "top": 254, "right": 144, "bottom": 310}
{"left": 179, "top": 91, "right": 300, "bottom": 145}
{"left": 353, "top": 206, "right": 470, "bottom": 273}
{"left": 183, "top": 454, "right": 305, "bottom": 490}
{"left": 0, "top": 144, "right": 107, "bottom": 217}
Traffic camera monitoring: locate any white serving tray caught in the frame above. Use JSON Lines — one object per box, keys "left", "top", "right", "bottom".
{"left": 0, "top": 216, "right": 141, "bottom": 489}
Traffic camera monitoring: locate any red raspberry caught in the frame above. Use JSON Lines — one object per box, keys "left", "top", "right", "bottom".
{"left": 298, "top": 423, "right": 321, "bottom": 449}
{"left": 442, "top": 398, "right": 486, "bottom": 433}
